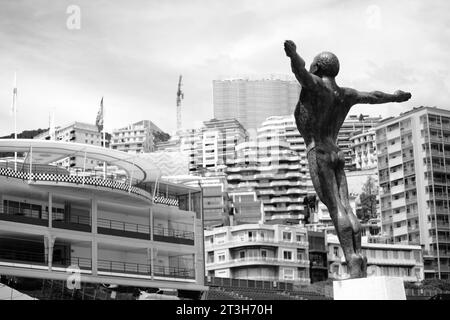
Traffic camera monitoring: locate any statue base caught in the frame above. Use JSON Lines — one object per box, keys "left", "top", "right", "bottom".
{"left": 333, "top": 276, "right": 406, "bottom": 300}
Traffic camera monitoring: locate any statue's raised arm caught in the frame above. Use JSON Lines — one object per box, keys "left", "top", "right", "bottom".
{"left": 284, "top": 40, "right": 317, "bottom": 88}
{"left": 345, "top": 88, "right": 412, "bottom": 106}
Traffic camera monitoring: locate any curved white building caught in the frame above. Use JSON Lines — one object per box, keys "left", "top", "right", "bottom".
{"left": 0, "top": 139, "right": 206, "bottom": 296}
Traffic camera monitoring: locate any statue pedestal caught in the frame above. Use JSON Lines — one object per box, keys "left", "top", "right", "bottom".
{"left": 333, "top": 276, "right": 406, "bottom": 300}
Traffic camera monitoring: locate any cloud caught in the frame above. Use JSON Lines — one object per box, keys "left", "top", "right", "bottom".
{"left": 0, "top": 0, "right": 449, "bottom": 137}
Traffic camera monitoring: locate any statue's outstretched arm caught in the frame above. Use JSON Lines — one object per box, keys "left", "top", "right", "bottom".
{"left": 346, "top": 88, "right": 412, "bottom": 105}
{"left": 284, "top": 40, "right": 315, "bottom": 88}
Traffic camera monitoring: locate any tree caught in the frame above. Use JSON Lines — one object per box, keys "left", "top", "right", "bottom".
{"left": 357, "top": 176, "right": 379, "bottom": 222}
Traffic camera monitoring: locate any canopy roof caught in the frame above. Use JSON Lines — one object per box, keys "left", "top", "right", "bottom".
{"left": 0, "top": 139, "right": 162, "bottom": 182}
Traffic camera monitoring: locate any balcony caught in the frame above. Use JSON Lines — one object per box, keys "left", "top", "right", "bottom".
{"left": 97, "top": 218, "right": 150, "bottom": 240}
{"left": 393, "top": 225, "right": 408, "bottom": 237}
{"left": 431, "top": 235, "right": 450, "bottom": 243}
{"left": 389, "top": 157, "right": 403, "bottom": 167}
{"left": 0, "top": 207, "right": 48, "bottom": 227}
{"left": 153, "top": 226, "right": 195, "bottom": 245}
{"left": 390, "top": 170, "right": 404, "bottom": 181}
{"left": 0, "top": 249, "right": 92, "bottom": 271}
{"left": 368, "top": 257, "right": 418, "bottom": 266}
{"left": 98, "top": 259, "right": 151, "bottom": 275}
{"left": 391, "top": 184, "right": 405, "bottom": 195}
{"left": 206, "top": 256, "right": 310, "bottom": 268}
{"left": 391, "top": 198, "right": 406, "bottom": 209}
{"left": 52, "top": 213, "right": 91, "bottom": 232}
{"left": 429, "top": 221, "right": 450, "bottom": 230}
{"left": 406, "top": 197, "right": 417, "bottom": 205}
{"left": 97, "top": 260, "right": 195, "bottom": 279}
{"left": 392, "top": 212, "right": 407, "bottom": 223}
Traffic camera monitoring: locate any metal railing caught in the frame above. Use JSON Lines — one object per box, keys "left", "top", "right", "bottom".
{"left": 0, "top": 248, "right": 46, "bottom": 265}
{"left": 98, "top": 218, "right": 150, "bottom": 234}
{"left": 153, "top": 265, "right": 195, "bottom": 279}
{"left": 97, "top": 259, "right": 195, "bottom": 279}
{"left": 53, "top": 256, "right": 92, "bottom": 269}
{"left": 153, "top": 226, "right": 194, "bottom": 241}
{"left": 0, "top": 206, "right": 48, "bottom": 221}
{"left": 98, "top": 259, "right": 151, "bottom": 275}
{"left": 52, "top": 212, "right": 91, "bottom": 226}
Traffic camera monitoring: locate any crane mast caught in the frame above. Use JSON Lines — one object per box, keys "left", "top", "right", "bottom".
{"left": 176, "top": 75, "right": 184, "bottom": 133}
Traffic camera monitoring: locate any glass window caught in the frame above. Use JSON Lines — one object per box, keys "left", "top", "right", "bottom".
{"left": 283, "top": 251, "right": 293, "bottom": 260}
{"left": 283, "top": 232, "right": 292, "bottom": 241}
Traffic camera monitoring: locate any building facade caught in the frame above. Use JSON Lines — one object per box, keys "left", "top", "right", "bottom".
{"left": 213, "top": 77, "right": 301, "bottom": 131}
{"left": 204, "top": 224, "right": 310, "bottom": 285}
{"left": 156, "top": 119, "right": 248, "bottom": 175}
{"left": 226, "top": 139, "right": 306, "bottom": 225}
{"left": 308, "top": 231, "right": 328, "bottom": 283}
{"left": 339, "top": 115, "right": 382, "bottom": 170}
{"left": 376, "top": 106, "right": 450, "bottom": 280}
{"left": 350, "top": 128, "right": 378, "bottom": 170}
{"left": 327, "top": 235, "right": 424, "bottom": 282}
{"left": 34, "top": 122, "right": 103, "bottom": 169}
{"left": 0, "top": 139, "right": 206, "bottom": 297}
{"left": 111, "top": 120, "right": 168, "bottom": 154}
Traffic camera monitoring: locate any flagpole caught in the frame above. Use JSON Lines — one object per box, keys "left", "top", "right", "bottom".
{"left": 13, "top": 72, "right": 17, "bottom": 171}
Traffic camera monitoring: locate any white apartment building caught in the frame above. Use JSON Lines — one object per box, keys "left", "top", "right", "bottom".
{"left": 156, "top": 119, "right": 248, "bottom": 175}
{"left": 327, "top": 234, "right": 424, "bottom": 282}
{"left": 204, "top": 224, "right": 310, "bottom": 285}
{"left": 350, "top": 128, "right": 378, "bottom": 170}
{"left": 34, "top": 122, "right": 102, "bottom": 169}
{"left": 376, "top": 106, "right": 450, "bottom": 280}
{"left": 339, "top": 115, "right": 382, "bottom": 170}
{"left": 111, "top": 120, "right": 167, "bottom": 154}
{"left": 0, "top": 139, "right": 206, "bottom": 297}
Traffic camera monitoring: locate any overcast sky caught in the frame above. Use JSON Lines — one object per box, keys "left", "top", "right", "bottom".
{"left": 0, "top": 0, "right": 449, "bottom": 136}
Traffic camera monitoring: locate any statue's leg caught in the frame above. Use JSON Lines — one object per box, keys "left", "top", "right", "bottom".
{"left": 335, "top": 161, "right": 367, "bottom": 278}
{"left": 307, "top": 147, "right": 355, "bottom": 265}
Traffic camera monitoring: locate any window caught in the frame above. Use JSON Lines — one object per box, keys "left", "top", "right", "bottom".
{"left": 283, "top": 232, "right": 292, "bottom": 241}
{"left": 333, "top": 247, "right": 339, "bottom": 257}
{"left": 261, "top": 250, "right": 267, "bottom": 259}
{"left": 296, "top": 235, "right": 304, "bottom": 242}
{"left": 283, "top": 251, "right": 293, "bottom": 261}
{"left": 283, "top": 268, "right": 294, "bottom": 280}
{"left": 217, "top": 253, "right": 225, "bottom": 262}
{"left": 239, "top": 251, "right": 245, "bottom": 259}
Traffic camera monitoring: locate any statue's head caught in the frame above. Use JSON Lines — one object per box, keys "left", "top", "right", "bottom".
{"left": 310, "top": 52, "right": 340, "bottom": 78}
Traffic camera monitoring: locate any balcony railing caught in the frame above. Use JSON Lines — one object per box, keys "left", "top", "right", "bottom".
{"left": 207, "top": 256, "right": 310, "bottom": 267}
{"left": 52, "top": 212, "right": 91, "bottom": 232}
{"left": 97, "top": 218, "right": 150, "bottom": 240}
{"left": 153, "top": 226, "right": 195, "bottom": 245}
{"left": 0, "top": 207, "right": 48, "bottom": 226}
{"left": 0, "top": 248, "right": 46, "bottom": 266}
{"left": 98, "top": 259, "right": 151, "bottom": 275}
{"left": 53, "top": 256, "right": 93, "bottom": 270}
{"left": 153, "top": 265, "right": 195, "bottom": 279}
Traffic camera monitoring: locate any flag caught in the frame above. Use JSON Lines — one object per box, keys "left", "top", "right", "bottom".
{"left": 95, "top": 97, "right": 104, "bottom": 132}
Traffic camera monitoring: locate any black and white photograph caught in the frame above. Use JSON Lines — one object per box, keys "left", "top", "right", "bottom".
{"left": 0, "top": 0, "right": 449, "bottom": 308}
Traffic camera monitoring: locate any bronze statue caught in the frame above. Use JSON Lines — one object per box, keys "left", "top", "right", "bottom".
{"left": 284, "top": 40, "right": 411, "bottom": 278}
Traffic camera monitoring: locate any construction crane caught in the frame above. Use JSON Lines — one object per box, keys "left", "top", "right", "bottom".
{"left": 176, "top": 75, "right": 184, "bottom": 133}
